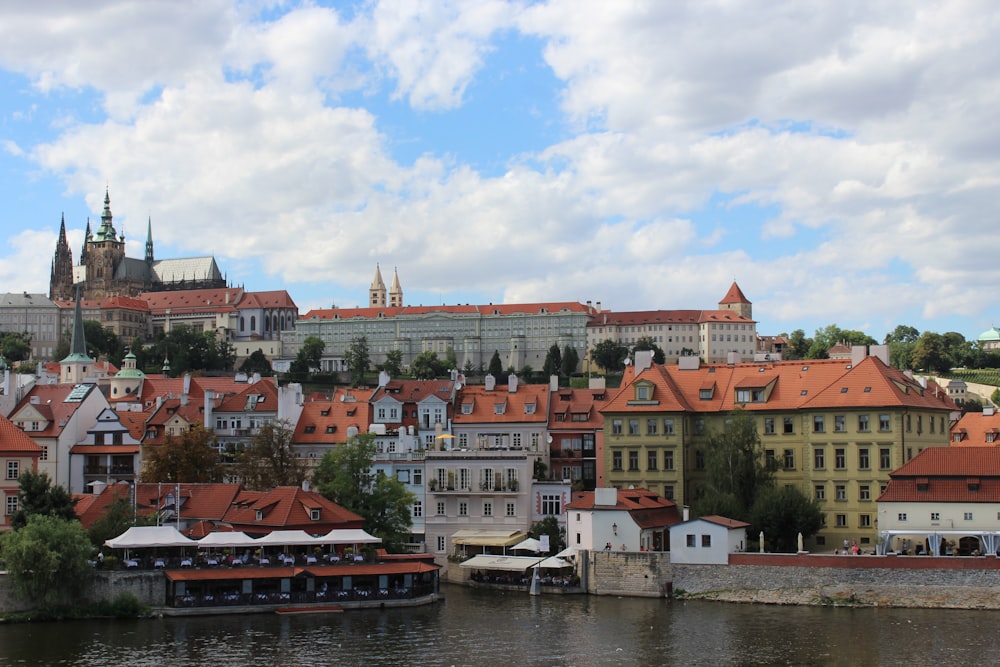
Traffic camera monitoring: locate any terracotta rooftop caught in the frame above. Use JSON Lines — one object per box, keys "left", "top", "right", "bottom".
{"left": 0, "top": 415, "right": 43, "bottom": 454}
{"left": 302, "top": 301, "right": 592, "bottom": 321}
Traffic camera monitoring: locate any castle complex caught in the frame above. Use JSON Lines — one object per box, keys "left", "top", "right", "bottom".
{"left": 49, "top": 189, "right": 226, "bottom": 301}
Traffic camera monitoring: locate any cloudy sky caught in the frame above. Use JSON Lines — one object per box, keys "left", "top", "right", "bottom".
{"left": 1, "top": 0, "right": 998, "bottom": 343}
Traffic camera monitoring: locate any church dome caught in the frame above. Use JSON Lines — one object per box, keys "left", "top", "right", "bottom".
{"left": 978, "top": 326, "right": 1000, "bottom": 343}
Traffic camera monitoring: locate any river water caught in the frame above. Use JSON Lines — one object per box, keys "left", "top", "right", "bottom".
{"left": 1, "top": 584, "right": 998, "bottom": 666}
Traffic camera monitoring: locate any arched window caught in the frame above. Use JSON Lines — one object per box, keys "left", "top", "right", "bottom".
{"left": 264, "top": 315, "right": 270, "bottom": 332}
{"left": 250, "top": 316, "right": 256, "bottom": 331}
{"left": 240, "top": 316, "right": 245, "bottom": 332}
{"left": 272, "top": 315, "right": 278, "bottom": 331}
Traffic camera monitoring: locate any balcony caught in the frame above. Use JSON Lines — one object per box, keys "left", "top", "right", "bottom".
{"left": 373, "top": 451, "right": 426, "bottom": 462}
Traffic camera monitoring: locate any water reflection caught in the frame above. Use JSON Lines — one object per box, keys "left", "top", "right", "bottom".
{"left": 1, "top": 585, "right": 1000, "bottom": 666}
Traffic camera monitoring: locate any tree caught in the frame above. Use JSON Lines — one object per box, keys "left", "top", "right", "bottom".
{"left": 0, "top": 331, "right": 33, "bottom": 362}
{"left": 542, "top": 344, "right": 562, "bottom": 378}
{"left": 529, "top": 515, "right": 566, "bottom": 554}
{"left": 152, "top": 325, "right": 235, "bottom": 374}
{"left": 633, "top": 336, "right": 665, "bottom": 364}
{"left": 445, "top": 347, "right": 458, "bottom": 372}
{"left": 0, "top": 514, "right": 94, "bottom": 608}
{"left": 590, "top": 339, "right": 629, "bottom": 373}
{"left": 488, "top": 350, "right": 504, "bottom": 378}
{"left": 291, "top": 336, "right": 325, "bottom": 374}
{"left": 884, "top": 325, "right": 920, "bottom": 345}
{"left": 11, "top": 471, "right": 78, "bottom": 530}
{"left": 699, "top": 409, "right": 773, "bottom": 517}
{"left": 83, "top": 320, "right": 124, "bottom": 361}
{"left": 345, "top": 336, "right": 371, "bottom": 386}
{"left": 911, "top": 332, "right": 948, "bottom": 373}
{"left": 382, "top": 349, "right": 403, "bottom": 377}
{"left": 312, "top": 434, "right": 415, "bottom": 548}
{"left": 785, "top": 329, "right": 810, "bottom": 360}
{"left": 235, "top": 420, "right": 307, "bottom": 490}
{"left": 239, "top": 349, "right": 273, "bottom": 376}
{"left": 561, "top": 346, "right": 580, "bottom": 376}
{"left": 88, "top": 496, "right": 142, "bottom": 549}
{"left": 141, "top": 426, "right": 224, "bottom": 483}
{"left": 411, "top": 351, "right": 446, "bottom": 379}
{"left": 749, "top": 486, "right": 824, "bottom": 553}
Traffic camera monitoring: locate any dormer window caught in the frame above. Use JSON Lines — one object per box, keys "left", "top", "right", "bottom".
{"left": 636, "top": 386, "right": 650, "bottom": 401}
{"left": 461, "top": 403, "right": 473, "bottom": 415}
{"left": 699, "top": 388, "right": 713, "bottom": 400}
{"left": 494, "top": 403, "right": 505, "bottom": 415}
{"left": 310, "top": 509, "right": 321, "bottom": 521}
{"left": 304, "top": 425, "right": 316, "bottom": 434}
{"left": 524, "top": 403, "right": 536, "bottom": 414}
{"left": 326, "top": 425, "right": 336, "bottom": 434}
{"left": 255, "top": 510, "right": 263, "bottom": 521}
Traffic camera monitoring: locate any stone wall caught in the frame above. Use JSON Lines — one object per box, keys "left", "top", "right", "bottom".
{"left": 672, "top": 553, "right": 1000, "bottom": 608}
{"left": 583, "top": 550, "right": 672, "bottom": 598}
{"left": 0, "top": 570, "right": 166, "bottom": 614}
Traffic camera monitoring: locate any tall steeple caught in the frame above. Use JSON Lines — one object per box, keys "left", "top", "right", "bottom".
{"left": 60, "top": 277, "right": 94, "bottom": 384}
{"left": 389, "top": 267, "right": 403, "bottom": 308}
{"left": 95, "top": 187, "right": 118, "bottom": 242}
{"left": 145, "top": 217, "right": 155, "bottom": 266}
{"left": 369, "top": 264, "right": 387, "bottom": 308}
{"left": 80, "top": 217, "right": 92, "bottom": 265}
{"left": 49, "top": 213, "right": 74, "bottom": 300}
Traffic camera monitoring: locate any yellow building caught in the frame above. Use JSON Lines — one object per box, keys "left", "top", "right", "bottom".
{"left": 601, "top": 347, "right": 958, "bottom": 550}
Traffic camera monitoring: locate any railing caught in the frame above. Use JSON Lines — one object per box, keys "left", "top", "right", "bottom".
{"left": 372, "top": 451, "right": 426, "bottom": 462}
{"left": 171, "top": 584, "right": 436, "bottom": 608}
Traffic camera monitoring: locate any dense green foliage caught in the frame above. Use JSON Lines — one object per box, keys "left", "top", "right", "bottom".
{"left": 697, "top": 410, "right": 774, "bottom": 515}
{"left": 0, "top": 331, "right": 33, "bottom": 362}
{"left": 141, "top": 426, "right": 224, "bottom": 483}
{"left": 239, "top": 349, "right": 273, "bottom": 376}
{"left": 345, "top": 336, "right": 371, "bottom": 386}
{"left": 10, "top": 471, "right": 78, "bottom": 529}
{"left": 290, "top": 335, "right": 325, "bottom": 375}
{"left": 146, "top": 324, "right": 236, "bottom": 374}
{"left": 529, "top": 516, "right": 566, "bottom": 554}
{"left": 632, "top": 336, "right": 665, "bottom": 364}
{"left": 381, "top": 349, "right": 404, "bottom": 377}
{"left": 750, "top": 486, "right": 824, "bottom": 553}
{"left": 410, "top": 351, "right": 446, "bottom": 379}
{"left": 0, "top": 515, "right": 93, "bottom": 608}
{"left": 542, "top": 344, "right": 561, "bottom": 378}
{"left": 590, "top": 339, "right": 629, "bottom": 373}
{"left": 488, "top": 350, "right": 504, "bottom": 378}
{"left": 561, "top": 345, "right": 580, "bottom": 376}
{"left": 312, "top": 434, "right": 415, "bottom": 549}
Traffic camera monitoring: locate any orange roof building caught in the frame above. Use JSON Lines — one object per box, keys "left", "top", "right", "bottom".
{"left": 0, "top": 415, "right": 43, "bottom": 530}
{"left": 601, "top": 346, "right": 960, "bottom": 551}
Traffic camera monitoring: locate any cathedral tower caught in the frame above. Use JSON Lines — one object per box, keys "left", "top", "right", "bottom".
{"left": 49, "top": 213, "right": 74, "bottom": 301}
{"left": 369, "top": 264, "right": 387, "bottom": 308}
{"left": 389, "top": 267, "right": 403, "bottom": 308}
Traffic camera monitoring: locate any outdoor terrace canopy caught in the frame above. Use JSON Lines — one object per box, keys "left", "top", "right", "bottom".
{"left": 459, "top": 555, "right": 544, "bottom": 572}
{"left": 452, "top": 529, "right": 526, "bottom": 548}
{"left": 197, "top": 531, "right": 260, "bottom": 548}
{"left": 318, "top": 528, "right": 381, "bottom": 545}
{"left": 105, "top": 526, "right": 198, "bottom": 549}
{"left": 254, "top": 530, "right": 321, "bottom": 546}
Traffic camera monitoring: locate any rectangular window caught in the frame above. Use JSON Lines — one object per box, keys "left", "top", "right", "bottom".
{"left": 664, "top": 450, "right": 674, "bottom": 470}
{"left": 459, "top": 468, "right": 470, "bottom": 490}
{"left": 783, "top": 449, "right": 795, "bottom": 470}
{"left": 835, "top": 448, "right": 846, "bottom": 469}
{"left": 512, "top": 433, "right": 522, "bottom": 448}
{"left": 612, "top": 451, "right": 623, "bottom": 471}
{"left": 858, "top": 414, "right": 870, "bottom": 432}
{"left": 931, "top": 512, "right": 940, "bottom": 521}
{"left": 813, "top": 415, "right": 825, "bottom": 433}
{"left": 6, "top": 461, "right": 18, "bottom": 480}
{"left": 836, "top": 514, "right": 847, "bottom": 527}
{"left": 413, "top": 469, "right": 422, "bottom": 485}
{"left": 694, "top": 419, "right": 705, "bottom": 435}
{"left": 686, "top": 534, "right": 696, "bottom": 547}
{"left": 6, "top": 495, "right": 17, "bottom": 515}
{"left": 540, "top": 494, "right": 561, "bottom": 516}
{"left": 663, "top": 485, "right": 674, "bottom": 500}
{"left": 880, "top": 448, "right": 891, "bottom": 470}
{"left": 628, "top": 450, "right": 639, "bottom": 471}
{"left": 612, "top": 419, "right": 623, "bottom": 435}
{"left": 765, "top": 449, "right": 776, "bottom": 470}
{"left": 483, "top": 501, "right": 492, "bottom": 517}
{"left": 859, "top": 485, "right": 870, "bottom": 501}
{"left": 458, "top": 501, "right": 468, "bottom": 516}
{"left": 764, "top": 418, "right": 775, "bottom": 434}
{"left": 783, "top": 417, "right": 794, "bottom": 434}
{"left": 859, "top": 514, "right": 871, "bottom": 528}
{"left": 663, "top": 419, "right": 674, "bottom": 435}
{"left": 628, "top": 419, "right": 640, "bottom": 436}
{"left": 506, "top": 502, "right": 516, "bottom": 517}
{"left": 815, "top": 485, "right": 825, "bottom": 500}
{"left": 695, "top": 450, "right": 705, "bottom": 470}
{"left": 647, "top": 419, "right": 657, "bottom": 435}
{"left": 437, "top": 536, "right": 445, "bottom": 552}
{"left": 647, "top": 451, "right": 658, "bottom": 471}
{"left": 436, "top": 501, "right": 445, "bottom": 516}
{"left": 412, "top": 501, "right": 423, "bottom": 517}
{"left": 964, "top": 512, "right": 973, "bottom": 521}
{"left": 814, "top": 448, "right": 825, "bottom": 469}
{"left": 897, "top": 513, "right": 907, "bottom": 522}
{"left": 858, "top": 449, "right": 870, "bottom": 470}
{"left": 701, "top": 535, "right": 712, "bottom": 548}
{"left": 879, "top": 414, "right": 891, "bottom": 432}
{"left": 39, "top": 446, "right": 48, "bottom": 461}
{"left": 836, "top": 484, "right": 847, "bottom": 501}
{"left": 834, "top": 415, "right": 846, "bottom": 432}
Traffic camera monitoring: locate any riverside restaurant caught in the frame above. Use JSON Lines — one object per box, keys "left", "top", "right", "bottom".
{"left": 103, "top": 526, "right": 440, "bottom": 611}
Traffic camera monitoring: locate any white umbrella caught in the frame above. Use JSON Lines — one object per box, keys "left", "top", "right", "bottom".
{"left": 537, "top": 556, "right": 572, "bottom": 569}
{"left": 555, "top": 545, "right": 579, "bottom": 559}
{"left": 511, "top": 537, "right": 543, "bottom": 552}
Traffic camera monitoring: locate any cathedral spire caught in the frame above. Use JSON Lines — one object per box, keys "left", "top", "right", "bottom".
{"left": 96, "top": 187, "right": 118, "bottom": 241}
{"left": 369, "top": 264, "right": 387, "bottom": 308}
{"left": 49, "top": 213, "right": 74, "bottom": 300}
{"left": 389, "top": 267, "right": 403, "bottom": 308}
{"left": 145, "top": 216, "right": 154, "bottom": 265}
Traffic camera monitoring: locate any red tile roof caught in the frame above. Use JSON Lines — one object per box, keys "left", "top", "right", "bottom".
{"left": 453, "top": 383, "right": 550, "bottom": 425}
{"left": 950, "top": 410, "right": 1000, "bottom": 447}
{"left": 719, "top": 281, "right": 751, "bottom": 305}
{"left": 699, "top": 515, "right": 751, "bottom": 529}
{"left": 565, "top": 488, "right": 683, "bottom": 528}
{"left": 878, "top": 448, "right": 1000, "bottom": 503}
{"left": 302, "top": 302, "right": 592, "bottom": 321}
{"left": 292, "top": 392, "right": 368, "bottom": 445}
{"left": 547, "top": 387, "right": 611, "bottom": 430}
{"left": 11, "top": 384, "right": 101, "bottom": 437}
{"left": 223, "top": 486, "right": 364, "bottom": 532}
{"left": 0, "top": 415, "right": 43, "bottom": 454}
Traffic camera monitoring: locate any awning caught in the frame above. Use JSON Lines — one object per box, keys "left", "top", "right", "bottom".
{"left": 105, "top": 526, "right": 198, "bottom": 549}
{"left": 537, "top": 556, "right": 572, "bottom": 569}
{"left": 452, "top": 529, "right": 526, "bottom": 547}
{"left": 459, "top": 555, "right": 543, "bottom": 572}
{"left": 510, "top": 537, "right": 542, "bottom": 552}
{"left": 316, "top": 528, "right": 382, "bottom": 545}
{"left": 255, "top": 530, "right": 320, "bottom": 546}
{"left": 198, "top": 531, "right": 259, "bottom": 548}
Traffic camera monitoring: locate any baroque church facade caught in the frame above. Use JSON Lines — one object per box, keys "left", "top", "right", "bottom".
{"left": 49, "top": 189, "right": 227, "bottom": 301}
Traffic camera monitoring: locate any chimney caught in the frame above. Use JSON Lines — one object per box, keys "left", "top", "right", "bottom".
{"left": 90, "top": 480, "right": 107, "bottom": 496}
{"left": 204, "top": 390, "right": 215, "bottom": 428}
{"left": 485, "top": 374, "right": 496, "bottom": 391}
{"left": 683, "top": 505, "right": 689, "bottom": 522}
{"left": 594, "top": 487, "right": 617, "bottom": 506}
{"left": 595, "top": 301, "right": 602, "bottom": 313}
{"left": 181, "top": 374, "right": 191, "bottom": 406}
{"left": 378, "top": 370, "right": 390, "bottom": 387}
{"left": 550, "top": 375, "right": 559, "bottom": 392}
{"left": 301, "top": 479, "right": 311, "bottom": 492}
{"left": 870, "top": 344, "right": 890, "bottom": 366}
{"left": 851, "top": 345, "right": 866, "bottom": 366}
{"left": 508, "top": 374, "right": 518, "bottom": 393}
{"left": 634, "top": 350, "right": 653, "bottom": 373}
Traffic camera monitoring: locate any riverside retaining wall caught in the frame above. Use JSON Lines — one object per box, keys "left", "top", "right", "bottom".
{"left": 672, "top": 553, "right": 1000, "bottom": 608}
{"left": 584, "top": 550, "right": 672, "bottom": 597}
{"left": 0, "top": 570, "right": 166, "bottom": 614}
